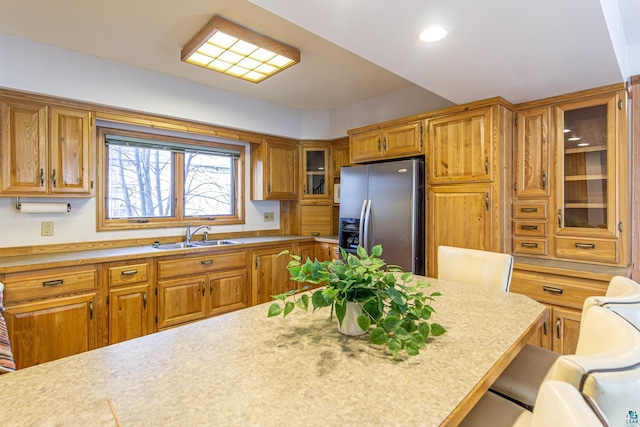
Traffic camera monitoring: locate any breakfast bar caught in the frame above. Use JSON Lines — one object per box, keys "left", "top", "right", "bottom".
{"left": 0, "top": 277, "right": 546, "bottom": 426}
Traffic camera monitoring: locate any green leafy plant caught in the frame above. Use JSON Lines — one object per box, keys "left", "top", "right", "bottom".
{"left": 267, "top": 244, "right": 446, "bottom": 357}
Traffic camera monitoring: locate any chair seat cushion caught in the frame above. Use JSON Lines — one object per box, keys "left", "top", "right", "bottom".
{"left": 458, "top": 390, "right": 530, "bottom": 427}
{"left": 0, "top": 312, "right": 16, "bottom": 373}
{"left": 490, "top": 343, "right": 559, "bottom": 408}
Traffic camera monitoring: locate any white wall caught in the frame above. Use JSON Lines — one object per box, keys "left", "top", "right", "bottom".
{"left": 0, "top": 33, "right": 452, "bottom": 248}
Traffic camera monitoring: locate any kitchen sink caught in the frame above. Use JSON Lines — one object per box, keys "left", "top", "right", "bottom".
{"left": 151, "top": 242, "right": 198, "bottom": 250}
{"left": 191, "top": 240, "right": 241, "bottom": 246}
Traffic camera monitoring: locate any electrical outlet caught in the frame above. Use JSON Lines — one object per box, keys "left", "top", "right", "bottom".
{"left": 263, "top": 212, "right": 274, "bottom": 222}
{"left": 41, "top": 221, "right": 54, "bottom": 236}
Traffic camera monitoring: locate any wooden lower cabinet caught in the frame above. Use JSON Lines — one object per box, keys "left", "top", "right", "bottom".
{"left": 315, "top": 242, "right": 339, "bottom": 262}
{"left": 4, "top": 293, "right": 97, "bottom": 369}
{"left": 158, "top": 276, "right": 208, "bottom": 329}
{"left": 2, "top": 265, "right": 98, "bottom": 369}
{"left": 107, "top": 260, "right": 154, "bottom": 345}
{"left": 252, "top": 245, "right": 295, "bottom": 305}
{"left": 108, "top": 284, "right": 152, "bottom": 344}
{"left": 207, "top": 270, "right": 250, "bottom": 317}
{"left": 510, "top": 261, "right": 620, "bottom": 355}
{"left": 156, "top": 251, "right": 249, "bottom": 330}
{"left": 297, "top": 241, "right": 315, "bottom": 263}
{"left": 526, "top": 304, "right": 581, "bottom": 355}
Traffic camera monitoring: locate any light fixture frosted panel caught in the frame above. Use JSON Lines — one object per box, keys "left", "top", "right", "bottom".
{"left": 182, "top": 16, "right": 300, "bottom": 83}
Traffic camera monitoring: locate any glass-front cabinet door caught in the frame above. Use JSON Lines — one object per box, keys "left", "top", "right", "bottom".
{"left": 300, "top": 144, "right": 330, "bottom": 200}
{"left": 554, "top": 93, "right": 619, "bottom": 238}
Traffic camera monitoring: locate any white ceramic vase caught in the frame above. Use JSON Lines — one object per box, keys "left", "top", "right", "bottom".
{"left": 337, "top": 301, "right": 368, "bottom": 336}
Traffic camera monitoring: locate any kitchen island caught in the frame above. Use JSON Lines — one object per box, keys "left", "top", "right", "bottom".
{"left": 0, "top": 277, "right": 546, "bottom": 426}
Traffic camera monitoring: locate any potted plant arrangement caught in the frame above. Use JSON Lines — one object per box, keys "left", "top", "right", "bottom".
{"left": 267, "top": 244, "right": 446, "bottom": 357}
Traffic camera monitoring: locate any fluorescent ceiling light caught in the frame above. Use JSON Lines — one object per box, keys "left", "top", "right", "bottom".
{"left": 181, "top": 16, "right": 300, "bottom": 83}
{"left": 568, "top": 137, "right": 581, "bottom": 141}
{"left": 577, "top": 142, "right": 590, "bottom": 147}
{"left": 419, "top": 26, "right": 449, "bottom": 43}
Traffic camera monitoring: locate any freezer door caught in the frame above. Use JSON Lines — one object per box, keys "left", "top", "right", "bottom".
{"left": 367, "top": 159, "right": 421, "bottom": 273}
{"left": 338, "top": 165, "right": 369, "bottom": 219}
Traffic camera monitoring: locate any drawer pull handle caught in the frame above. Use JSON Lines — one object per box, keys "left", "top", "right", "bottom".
{"left": 543, "top": 286, "right": 564, "bottom": 295}
{"left": 121, "top": 269, "right": 138, "bottom": 276}
{"left": 90, "top": 301, "right": 94, "bottom": 320}
{"left": 521, "top": 242, "right": 539, "bottom": 248}
{"left": 42, "top": 279, "right": 64, "bottom": 287}
{"left": 575, "top": 243, "right": 596, "bottom": 249}
{"left": 556, "top": 319, "right": 561, "bottom": 339}
{"left": 201, "top": 260, "right": 213, "bottom": 265}
{"left": 521, "top": 207, "right": 538, "bottom": 213}
{"left": 143, "top": 292, "right": 147, "bottom": 309}
{"left": 521, "top": 225, "right": 538, "bottom": 230}
{"left": 543, "top": 320, "right": 548, "bottom": 336}
{"left": 210, "top": 280, "right": 213, "bottom": 295}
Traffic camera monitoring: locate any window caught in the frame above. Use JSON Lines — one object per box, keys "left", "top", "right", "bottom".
{"left": 98, "top": 128, "right": 244, "bottom": 230}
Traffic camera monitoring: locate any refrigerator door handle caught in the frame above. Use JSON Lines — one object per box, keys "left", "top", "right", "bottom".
{"left": 363, "top": 200, "right": 372, "bottom": 251}
{"left": 358, "top": 199, "right": 368, "bottom": 251}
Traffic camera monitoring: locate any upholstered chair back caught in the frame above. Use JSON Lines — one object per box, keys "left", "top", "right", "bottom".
{"left": 437, "top": 246, "right": 514, "bottom": 292}
{"left": 581, "top": 362, "right": 640, "bottom": 426}
{"left": 545, "top": 306, "right": 640, "bottom": 388}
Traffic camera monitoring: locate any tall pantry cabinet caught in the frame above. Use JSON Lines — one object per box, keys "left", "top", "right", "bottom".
{"left": 426, "top": 100, "right": 514, "bottom": 277}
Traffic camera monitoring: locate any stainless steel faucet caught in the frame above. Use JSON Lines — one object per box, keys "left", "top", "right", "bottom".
{"left": 185, "top": 224, "right": 211, "bottom": 244}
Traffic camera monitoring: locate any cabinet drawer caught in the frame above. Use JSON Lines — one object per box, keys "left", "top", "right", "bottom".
{"left": 513, "top": 220, "right": 547, "bottom": 237}
{"left": 158, "top": 251, "right": 246, "bottom": 279}
{"left": 3, "top": 266, "right": 97, "bottom": 303}
{"left": 109, "top": 263, "right": 149, "bottom": 286}
{"left": 513, "top": 238, "right": 548, "bottom": 256}
{"left": 513, "top": 202, "right": 547, "bottom": 219}
{"left": 510, "top": 270, "right": 606, "bottom": 310}
{"left": 555, "top": 237, "right": 618, "bottom": 264}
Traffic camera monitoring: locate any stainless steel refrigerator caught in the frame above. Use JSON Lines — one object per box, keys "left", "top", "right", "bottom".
{"left": 338, "top": 158, "right": 425, "bottom": 274}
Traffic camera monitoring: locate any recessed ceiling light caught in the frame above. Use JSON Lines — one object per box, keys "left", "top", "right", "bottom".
{"left": 418, "top": 26, "right": 449, "bottom": 43}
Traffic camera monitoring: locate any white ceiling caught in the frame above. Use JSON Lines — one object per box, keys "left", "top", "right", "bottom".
{"left": 0, "top": 0, "right": 638, "bottom": 110}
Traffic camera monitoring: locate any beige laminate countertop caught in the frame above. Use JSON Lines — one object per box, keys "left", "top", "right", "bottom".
{"left": 0, "top": 235, "right": 340, "bottom": 273}
{"left": 0, "top": 276, "right": 546, "bottom": 426}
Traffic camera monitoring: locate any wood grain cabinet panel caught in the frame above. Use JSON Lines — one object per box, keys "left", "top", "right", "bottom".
{"left": 157, "top": 276, "right": 208, "bottom": 329}
{"left": 251, "top": 139, "right": 298, "bottom": 200}
{"left": 108, "top": 284, "right": 150, "bottom": 344}
{"left": 428, "top": 108, "right": 493, "bottom": 184}
{"left": 4, "top": 293, "right": 97, "bottom": 369}
{"left": 207, "top": 270, "right": 250, "bottom": 317}
{"left": 252, "top": 245, "right": 295, "bottom": 305}
{"left": 514, "top": 107, "right": 551, "bottom": 198}
{"left": 349, "top": 121, "right": 422, "bottom": 164}
{"left": 0, "top": 98, "right": 94, "bottom": 196}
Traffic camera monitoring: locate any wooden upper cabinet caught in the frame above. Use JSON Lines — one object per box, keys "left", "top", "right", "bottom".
{"left": 514, "top": 107, "right": 551, "bottom": 198}
{"left": 331, "top": 140, "right": 350, "bottom": 177}
{"left": 1, "top": 99, "right": 48, "bottom": 194}
{"left": 349, "top": 121, "right": 423, "bottom": 163}
{"left": 300, "top": 142, "right": 330, "bottom": 200}
{"left": 251, "top": 139, "right": 298, "bottom": 200}
{"left": 0, "top": 98, "right": 94, "bottom": 196}
{"left": 428, "top": 108, "right": 493, "bottom": 184}
{"left": 49, "top": 107, "right": 93, "bottom": 194}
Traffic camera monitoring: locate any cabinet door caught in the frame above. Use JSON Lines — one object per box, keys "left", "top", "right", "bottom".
{"left": 350, "top": 129, "right": 383, "bottom": 163}
{"left": 267, "top": 142, "right": 298, "bottom": 199}
{"left": 429, "top": 108, "right": 493, "bottom": 184}
{"left": 157, "top": 276, "right": 207, "bottom": 329}
{"left": 0, "top": 99, "right": 48, "bottom": 194}
{"left": 108, "top": 284, "right": 151, "bottom": 345}
{"left": 314, "top": 242, "right": 332, "bottom": 262}
{"left": 552, "top": 306, "right": 582, "bottom": 355}
{"left": 297, "top": 242, "right": 315, "bottom": 262}
{"left": 382, "top": 121, "right": 423, "bottom": 159}
{"left": 207, "top": 270, "right": 250, "bottom": 316}
{"left": 4, "top": 293, "right": 97, "bottom": 369}
{"left": 331, "top": 141, "right": 350, "bottom": 177}
{"left": 514, "top": 107, "right": 551, "bottom": 198}
{"left": 427, "top": 185, "right": 493, "bottom": 276}
{"left": 526, "top": 305, "right": 552, "bottom": 350}
{"left": 301, "top": 145, "right": 330, "bottom": 200}
{"left": 49, "top": 107, "right": 93, "bottom": 194}
{"left": 299, "top": 203, "right": 332, "bottom": 236}
{"left": 252, "top": 246, "right": 294, "bottom": 305}
{"left": 554, "top": 93, "right": 619, "bottom": 239}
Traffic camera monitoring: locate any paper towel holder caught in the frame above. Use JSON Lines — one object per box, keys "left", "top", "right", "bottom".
{"left": 15, "top": 197, "right": 71, "bottom": 213}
